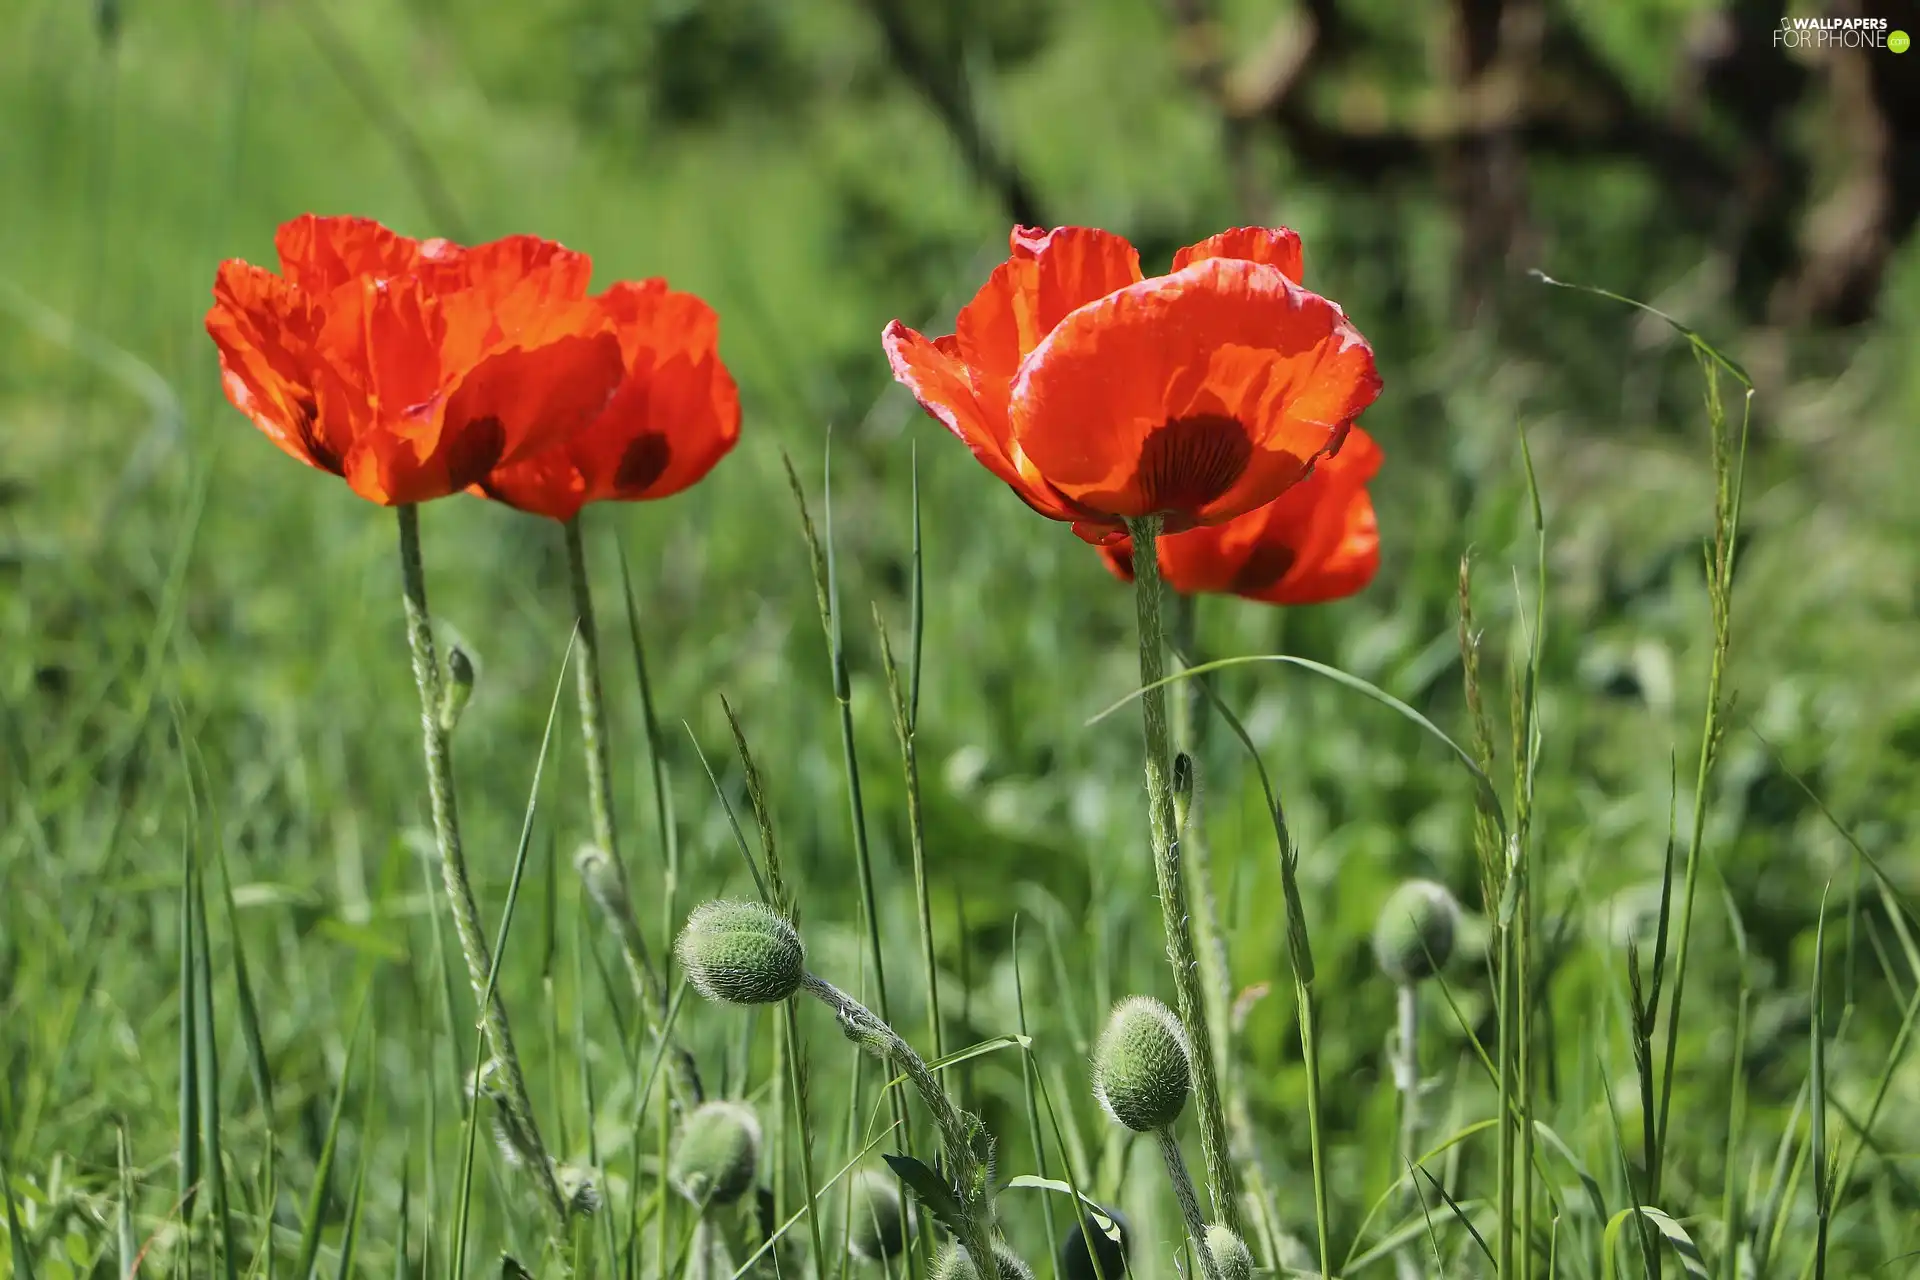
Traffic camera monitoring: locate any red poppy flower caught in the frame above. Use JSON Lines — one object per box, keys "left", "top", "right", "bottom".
{"left": 883, "top": 225, "right": 1380, "bottom": 544}
{"left": 1098, "top": 425, "right": 1382, "bottom": 604}
{"left": 206, "top": 215, "right": 628, "bottom": 506}
{"left": 470, "top": 279, "right": 741, "bottom": 522}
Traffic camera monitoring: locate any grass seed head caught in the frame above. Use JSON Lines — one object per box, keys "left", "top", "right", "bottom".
{"left": 1373, "top": 879, "right": 1461, "bottom": 984}
{"left": 1092, "top": 995, "right": 1191, "bottom": 1132}
{"left": 669, "top": 1100, "right": 762, "bottom": 1206}
{"left": 676, "top": 900, "right": 805, "bottom": 1004}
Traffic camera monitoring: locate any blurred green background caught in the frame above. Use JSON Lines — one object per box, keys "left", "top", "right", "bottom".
{"left": 6, "top": 0, "right": 1920, "bottom": 1274}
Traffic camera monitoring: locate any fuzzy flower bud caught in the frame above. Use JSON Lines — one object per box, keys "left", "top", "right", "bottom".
{"left": 1373, "top": 879, "right": 1461, "bottom": 984}
{"left": 1059, "top": 1206, "right": 1129, "bottom": 1280}
{"left": 1091, "top": 996, "right": 1191, "bottom": 1132}
{"left": 676, "top": 900, "right": 805, "bottom": 1004}
{"left": 847, "top": 1170, "right": 908, "bottom": 1262}
{"left": 932, "top": 1243, "right": 1032, "bottom": 1280}
{"left": 668, "top": 1100, "right": 761, "bottom": 1206}
{"left": 1204, "top": 1224, "right": 1253, "bottom": 1280}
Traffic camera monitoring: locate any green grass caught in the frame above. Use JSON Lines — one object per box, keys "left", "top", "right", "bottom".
{"left": 7, "top": 0, "right": 1920, "bottom": 1276}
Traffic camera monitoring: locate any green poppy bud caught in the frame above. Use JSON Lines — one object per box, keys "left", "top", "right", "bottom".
{"left": 676, "top": 900, "right": 805, "bottom": 1004}
{"left": 669, "top": 1100, "right": 761, "bottom": 1206}
{"left": 1372, "top": 880, "right": 1461, "bottom": 984}
{"left": 932, "top": 1243, "right": 1032, "bottom": 1280}
{"left": 439, "top": 644, "right": 476, "bottom": 732}
{"left": 1091, "top": 996, "right": 1191, "bottom": 1133}
{"left": 1173, "top": 752, "right": 1196, "bottom": 837}
{"left": 1059, "top": 1206, "right": 1129, "bottom": 1280}
{"left": 847, "top": 1171, "right": 908, "bottom": 1262}
{"left": 1204, "top": 1225, "right": 1252, "bottom": 1280}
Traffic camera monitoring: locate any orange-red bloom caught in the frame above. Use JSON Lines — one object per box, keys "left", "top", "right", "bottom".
{"left": 207, "top": 216, "right": 630, "bottom": 506}
{"left": 1098, "top": 425, "right": 1382, "bottom": 605}
{"left": 470, "top": 279, "right": 740, "bottom": 522}
{"left": 883, "top": 226, "right": 1381, "bottom": 544}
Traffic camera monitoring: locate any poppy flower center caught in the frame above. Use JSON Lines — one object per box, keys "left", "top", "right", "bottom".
{"left": 1136, "top": 414, "right": 1252, "bottom": 516}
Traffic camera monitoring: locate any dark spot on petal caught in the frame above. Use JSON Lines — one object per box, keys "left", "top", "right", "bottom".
{"left": 614, "top": 433, "right": 671, "bottom": 495}
{"left": 1231, "top": 541, "right": 1297, "bottom": 596}
{"left": 1137, "top": 414, "right": 1251, "bottom": 515}
{"left": 294, "top": 396, "right": 344, "bottom": 475}
{"left": 445, "top": 415, "right": 508, "bottom": 491}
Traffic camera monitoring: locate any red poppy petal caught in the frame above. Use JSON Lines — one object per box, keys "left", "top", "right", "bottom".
{"left": 1171, "top": 228, "right": 1305, "bottom": 283}
{"left": 347, "top": 332, "right": 623, "bottom": 508}
{"left": 957, "top": 228, "right": 1144, "bottom": 383}
{"left": 441, "top": 331, "right": 628, "bottom": 471}
{"left": 1009, "top": 258, "right": 1380, "bottom": 526}
{"left": 885, "top": 319, "right": 1077, "bottom": 522}
{"left": 206, "top": 261, "right": 358, "bottom": 476}
{"left": 275, "top": 215, "right": 436, "bottom": 293}
{"left": 430, "top": 239, "right": 601, "bottom": 373}
{"left": 1243, "top": 490, "right": 1380, "bottom": 604}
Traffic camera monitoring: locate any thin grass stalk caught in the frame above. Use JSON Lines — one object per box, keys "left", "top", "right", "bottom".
{"left": 782, "top": 999, "right": 831, "bottom": 1280}
{"left": 1012, "top": 921, "right": 1061, "bottom": 1276}
{"left": 875, "top": 611, "right": 941, "bottom": 1064}
{"left": 615, "top": 546, "right": 681, "bottom": 1006}
{"left": 1651, "top": 363, "right": 1749, "bottom": 1195}
{"left": 782, "top": 453, "right": 915, "bottom": 1161}
{"left": 394, "top": 503, "right": 566, "bottom": 1225}
{"left": 191, "top": 849, "right": 238, "bottom": 1280}
{"left": 1295, "top": 980, "right": 1333, "bottom": 1276}
{"left": 1121, "top": 515, "right": 1239, "bottom": 1236}
{"left": 1495, "top": 911, "right": 1515, "bottom": 1280}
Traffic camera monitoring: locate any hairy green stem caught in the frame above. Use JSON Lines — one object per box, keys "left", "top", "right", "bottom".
{"left": 395, "top": 504, "right": 566, "bottom": 1225}
{"left": 1392, "top": 982, "right": 1421, "bottom": 1280}
{"left": 1152, "top": 1128, "right": 1222, "bottom": 1280}
{"left": 1126, "top": 516, "right": 1241, "bottom": 1235}
{"left": 801, "top": 973, "right": 998, "bottom": 1280}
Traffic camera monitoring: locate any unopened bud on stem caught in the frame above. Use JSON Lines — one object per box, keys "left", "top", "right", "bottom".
{"left": 1204, "top": 1225, "right": 1252, "bottom": 1280}
{"left": 932, "top": 1242, "right": 1031, "bottom": 1280}
{"left": 1092, "top": 996, "right": 1191, "bottom": 1133}
{"left": 669, "top": 1100, "right": 761, "bottom": 1207}
{"left": 1373, "top": 880, "right": 1461, "bottom": 984}
{"left": 676, "top": 900, "right": 805, "bottom": 1005}
{"left": 439, "top": 644, "right": 476, "bottom": 732}
{"left": 847, "top": 1170, "right": 908, "bottom": 1262}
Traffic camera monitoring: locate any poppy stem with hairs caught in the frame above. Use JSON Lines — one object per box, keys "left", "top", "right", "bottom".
{"left": 562, "top": 519, "right": 669, "bottom": 1020}
{"left": 1124, "top": 514, "right": 1243, "bottom": 1237}
{"left": 395, "top": 503, "right": 568, "bottom": 1226}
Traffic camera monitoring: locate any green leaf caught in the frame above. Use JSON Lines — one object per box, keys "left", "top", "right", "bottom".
{"left": 1601, "top": 1207, "right": 1709, "bottom": 1280}
{"left": 881, "top": 1154, "right": 969, "bottom": 1242}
